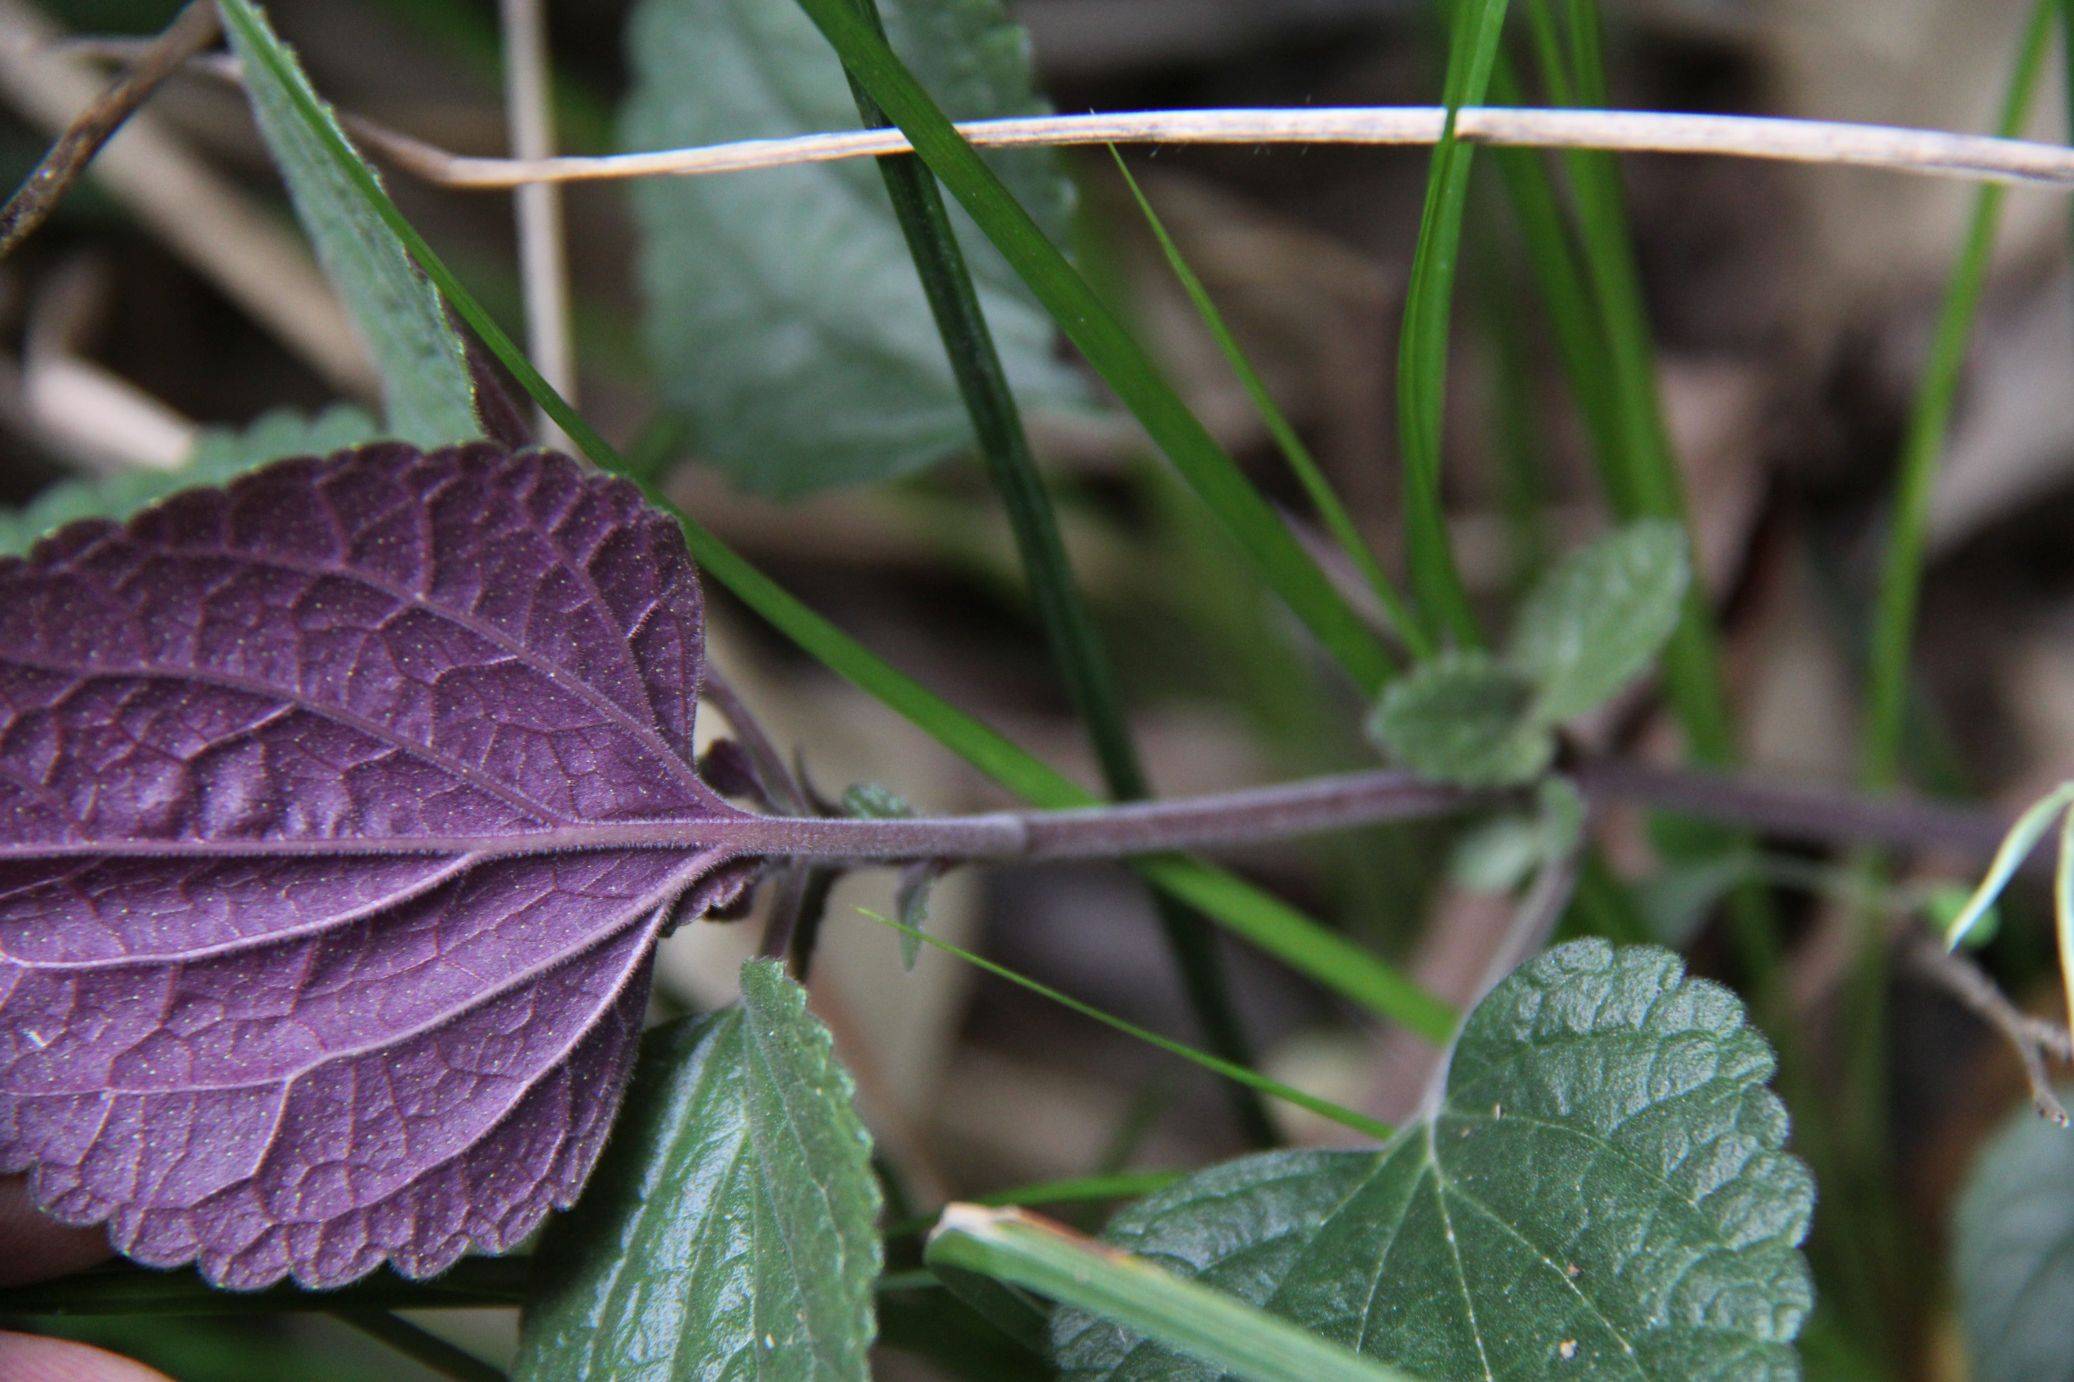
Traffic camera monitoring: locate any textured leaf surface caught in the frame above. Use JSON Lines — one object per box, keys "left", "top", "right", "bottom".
{"left": 620, "top": 0, "right": 1086, "bottom": 495}
{"left": 518, "top": 960, "right": 881, "bottom": 1379}
{"left": 1366, "top": 651, "right": 1554, "bottom": 787}
{"left": 1954, "top": 1093, "right": 2074, "bottom": 1382}
{"left": 1054, "top": 940, "right": 1814, "bottom": 1379}
{"left": 0, "top": 406, "right": 380, "bottom": 557}
{"left": 1510, "top": 519, "right": 1690, "bottom": 721}
{"left": 221, "top": 0, "right": 480, "bottom": 447}
{"left": 0, "top": 444, "right": 752, "bottom": 1288}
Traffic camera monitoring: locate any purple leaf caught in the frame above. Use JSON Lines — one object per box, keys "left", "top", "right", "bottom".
{"left": 0, "top": 443, "right": 755, "bottom": 1289}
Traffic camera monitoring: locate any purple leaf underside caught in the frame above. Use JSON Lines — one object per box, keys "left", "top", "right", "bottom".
{"left": 0, "top": 444, "right": 755, "bottom": 1289}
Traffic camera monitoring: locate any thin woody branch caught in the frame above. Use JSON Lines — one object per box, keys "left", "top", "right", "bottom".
{"left": 1905, "top": 931, "right": 2072, "bottom": 1125}
{"left": 0, "top": 1, "right": 219, "bottom": 258}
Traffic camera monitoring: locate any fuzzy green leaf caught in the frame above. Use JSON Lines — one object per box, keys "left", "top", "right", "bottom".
{"left": 1510, "top": 518, "right": 1691, "bottom": 721}
{"left": 517, "top": 960, "right": 882, "bottom": 1380}
{"left": 1054, "top": 940, "right": 1815, "bottom": 1379}
{"left": 220, "top": 2, "right": 479, "bottom": 446}
{"left": 619, "top": 0, "right": 1085, "bottom": 496}
{"left": 0, "top": 404, "right": 378, "bottom": 555}
{"left": 1954, "top": 1093, "right": 2074, "bottom": 1381}
{"left": 1367, "top": 650, "right": 1554, "bottom": 786}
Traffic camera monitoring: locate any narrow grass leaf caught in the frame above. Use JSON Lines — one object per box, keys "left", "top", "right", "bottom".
{"left": 860, "top": 909, "right": 1394, "bottom": 1141}
{"left": 788, "top": 0, "right": 1393, "bottom": 691}
{"left": 1943, "top": 783, "right": 2074, "bottom": 949}
{"left": 931, "top": 1206, "right": 1408, "bottom": 1382}
{"left": 220, "top": 3, "right": 478, "bottom": 445}
{"left": 835, "top": 8, "right": 1271, "bottom": 1143}
{"left": 518, "top": 961, "right": 882, "bottom": 1380}
{"left": 333, "top": 1313, "right": 502, "bottom": 1382}
{"left": 1863, "top": 0, "right": 2057, "bottom": 789}
{"left": 1109, "top": 148, "right": 1421, "bottom": 653}
{"left": 1397, "top": 0, "right": 1514, "bottom": 648}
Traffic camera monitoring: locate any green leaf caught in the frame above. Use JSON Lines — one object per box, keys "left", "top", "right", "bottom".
{"left": 1366, "top": 650, "right": 1554, "bottom": 786}
{"left": 1509, "top": 518, "right": 1691, "bottom": 721}
{"left": 619, "top": 0, "right": 1084, "bottom": 495}
{"left": 1054, "top": 940, "right": 1815, "bottom": 1379}
{"left": 220, "top": 1, "right": 479, "bottom": 447}
{"left": 0, "top": 404, "right": 379, "bottom": 555}
{"left": 1954, "top": 1093, "right": 2074, "bottom": 1381}
{"left": 932, "top": 1206, "right": 1407, "bottom": 1382}
{"left": 518, "top": 960, "right": 882, "bottom": 1380}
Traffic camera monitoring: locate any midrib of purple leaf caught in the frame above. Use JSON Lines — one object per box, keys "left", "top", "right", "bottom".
{"left": 0, "top": 443, "right": 754, "bottom": 1289}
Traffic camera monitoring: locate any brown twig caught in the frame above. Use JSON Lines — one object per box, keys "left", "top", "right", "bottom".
{"left": 0, "top": 1, "right": 220, "bottom": 259}
{"left": 343, "top": 105, "right": 2074, "bottom": 192}
{"left": 1905, "top": 931, "right": 2072, "bottom": 1125}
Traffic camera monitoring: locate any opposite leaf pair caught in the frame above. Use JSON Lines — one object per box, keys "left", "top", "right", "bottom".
{"left": 1369, "top": 519, "right": 1691, "bottom": 786}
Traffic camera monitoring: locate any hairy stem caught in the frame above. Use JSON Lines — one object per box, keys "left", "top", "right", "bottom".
{"left": 8, "top": 761, "right": 2036, "bottom": 871}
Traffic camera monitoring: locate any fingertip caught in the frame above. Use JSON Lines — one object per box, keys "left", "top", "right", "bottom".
{"left": 0, "top": 1331, "right": 171, "bottom": 1382}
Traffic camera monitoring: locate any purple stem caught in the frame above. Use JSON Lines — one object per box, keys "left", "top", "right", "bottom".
{"left": 16, "top": 762, "right": 2030, "bottom": 871}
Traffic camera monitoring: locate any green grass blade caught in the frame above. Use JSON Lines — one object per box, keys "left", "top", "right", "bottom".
{"left": 1110, "top": 148, "right": 1424, "bottom": 655}
{"left": 886, "top": 1170, "right": 1187, "bottom": 1240}
{"left": 1863, "top": 0, "right": 2055, "bottom": 788}
{"left": 926, "top": 1207, "right": 1410, "bottom": 1382}
{"left": 837, "top": 0, "right": 1268, "bottom": 1144}
{"left": 861, "top": 907, "right": 1396, "bottom": 1140}
{"left": 1504, "top": 5, "right": 1783, "bottom": 975}
{"left": 331, "top": 1312, "right": 502, "bottom": 1382}
{"left": 213, "top": 0, "right": 1455, "bottom": 1038}
{"left": 1397, "top": 0, "right": 1515, "bottom": 649}
{"left": 977, "top": 1170, "right": 1185, "bottom": 1209}
{"left": 1533, "top": 5, "right": 1740, "bottom": 765}
{"left": 787, "top": 0, "right": 1394, "bottom": 692}
{"left": 1944, "top": 784, "right": 2074, "bottom": 949}
{"left": 1836, "top": 5, "right": 2057, "bottom": 1342}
